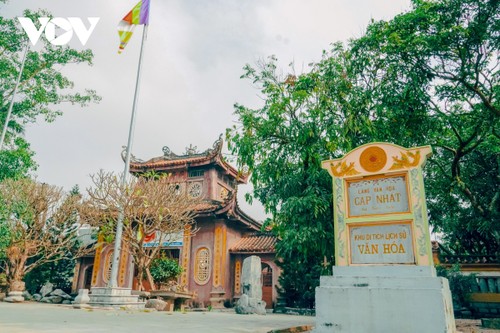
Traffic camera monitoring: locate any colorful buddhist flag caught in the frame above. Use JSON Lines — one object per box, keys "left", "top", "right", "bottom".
{"left": 118, "top": 0, "right": 150, "bottom": 54}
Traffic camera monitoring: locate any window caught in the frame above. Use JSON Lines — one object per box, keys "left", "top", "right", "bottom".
{"left": 194, "top": 247, "right": 211, "bottom": 285}
{"left": 188, "top": 170, "right": 204, "bottom": 178}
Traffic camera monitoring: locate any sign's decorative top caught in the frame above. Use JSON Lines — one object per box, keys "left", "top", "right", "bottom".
{"left": 359, "top": 146, "right": 387, "bottom": 173}
{"left": 324, "top": 143, "right": 431, "bottom": 178}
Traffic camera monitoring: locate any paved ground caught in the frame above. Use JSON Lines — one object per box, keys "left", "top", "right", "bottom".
{"left": 0, "top": 302, "right": 498, "bottom": 333}
{"left": 0, "top": 302, "right": 314, "bottom": 333}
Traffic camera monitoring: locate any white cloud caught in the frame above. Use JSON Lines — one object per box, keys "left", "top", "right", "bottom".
{"left": 3, "top": 0, "right": 411, "bottom": 221}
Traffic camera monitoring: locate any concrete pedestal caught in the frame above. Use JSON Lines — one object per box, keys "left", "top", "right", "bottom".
{"left": 4, "top": 291, "right": 24, "bottom": 303}
{"left": 88, "top": 287, "right": 144, "bottom": 309}
{"left": 314, "top": 266, "right": 456, "bottom": 333}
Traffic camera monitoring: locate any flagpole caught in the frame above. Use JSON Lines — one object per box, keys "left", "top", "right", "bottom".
{"left": 0, "top": 42, "right": 29, "bottom": 151}
{"left": 108, "top": 24, "right": 148, "bottom": 289}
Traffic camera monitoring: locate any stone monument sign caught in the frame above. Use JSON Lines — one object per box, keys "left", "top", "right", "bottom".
{"left": 315, "top": 143, "right": 456, "bottom": 333}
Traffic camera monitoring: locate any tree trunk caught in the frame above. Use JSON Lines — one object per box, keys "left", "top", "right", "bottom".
{"left": 146, "top": 268, "right": 156, "bottom": 291}
{"left": 136, "top": 265, "right": 144, "bottom": 291}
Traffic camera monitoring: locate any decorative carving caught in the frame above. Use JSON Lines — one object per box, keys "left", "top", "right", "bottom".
{"left": 194, "top": 247, "right": 211, "bottom": 285}
{"left": 103, "top": 249, "right": 114, "bottom": 284}
{"left": 411, "top": 169, "right": 427, "bottom": 257}
{"left": 335, "top": 178, "right": 346, "bottom": 260}
{"left": 359, "top": 146, "right": 387, "bottom": 172}
{"left": 220, "top": 187, "right": 229, "bottom": 201}
{"left": 330, "top": 161, "right": 360, "bottom": 177}
{"left": 188, "top": 182, "right": 203, "bottom": 198}
{"left": 389, "top": 150, "right": 421, "bottom": 170}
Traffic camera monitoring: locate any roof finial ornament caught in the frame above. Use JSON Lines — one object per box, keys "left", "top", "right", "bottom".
{"left": 121, "top": 145, "right": 143, "bottom": 163}
{"left": 185, "top": 144, "right": 198, "bottom": 155}
{"left": 162, "top": 146, "right": 171, "bottom": 156}
{"left": 121, "top": 146, "right": 127, "bottom": 161}
{"left": 212, "top": 134, "right": 223, "bottom": 153}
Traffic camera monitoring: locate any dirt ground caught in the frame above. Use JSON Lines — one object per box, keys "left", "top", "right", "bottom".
{"left": 457, "top": 319, "right": 499, "bottom": 333}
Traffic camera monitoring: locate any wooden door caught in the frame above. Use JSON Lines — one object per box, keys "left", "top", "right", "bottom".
{"left": 261, "top": 263, "right": 273, "bottom": 309}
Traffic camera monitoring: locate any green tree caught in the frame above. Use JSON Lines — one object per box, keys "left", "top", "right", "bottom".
{"left": 0, "top": 9, "right": 100, "bottom": 179}
{"left": 228, "top": 0, "right": 498, "bottom": 306}
{"left": 350, "top": 0, "right": 499, "bottom": 254}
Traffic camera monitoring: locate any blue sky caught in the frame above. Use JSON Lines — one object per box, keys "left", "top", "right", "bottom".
{"left": 1, "top": 0, "right": 411, "bottom": 220}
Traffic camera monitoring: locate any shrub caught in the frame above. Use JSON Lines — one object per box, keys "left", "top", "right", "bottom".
{"left": 24, "top": 257, "right": 76, "bottom": 294}
{"left": 436, "top": 264, "right": 477, "bottom": 309}
{"left": 149, "top": 255, "right": 182, "bottom": 284}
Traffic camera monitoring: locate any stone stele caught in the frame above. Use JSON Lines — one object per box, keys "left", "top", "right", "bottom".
{"left": 235, "top": 255, "right": 266, "bottom": 315}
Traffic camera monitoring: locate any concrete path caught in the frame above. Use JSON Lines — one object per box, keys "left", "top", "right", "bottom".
{"left": 0, "top": 302, "right": 315, "bottom": 333}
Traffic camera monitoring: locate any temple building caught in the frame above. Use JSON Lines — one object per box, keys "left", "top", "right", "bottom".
{"left": 72, "top": 136, "right": 279, "bottom": 308}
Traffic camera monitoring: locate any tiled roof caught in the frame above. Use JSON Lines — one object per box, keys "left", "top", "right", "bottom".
{"left": 127, "top": 135, "right": 248, "bottom": 183}
{"left": 229, "top": 232, "right": 277, "bottom": 253}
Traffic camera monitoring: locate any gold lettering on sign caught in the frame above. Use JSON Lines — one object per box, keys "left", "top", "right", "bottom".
{"left": 180, "top": 225, "right": 191, "bottom": 287}
{"left": 349, "top": 223, "right": 414, "bottom": 264}
{"left": 119, "top": 241, "right": 128, "bottom": 287}
{"left": 91, "top": 234, "right": 104, "bottom": 286}
{"left": 234, "top": 260, "right": 241, "bottom": 294}
{"left": 212, "top": 226, "right": 226, "bottom": 288}
{"left": 376, "top": 193, "right": 401, "bottom": 204}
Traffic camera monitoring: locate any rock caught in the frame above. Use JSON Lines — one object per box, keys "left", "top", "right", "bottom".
{"left": 73, "top": 289, "right": 91, "bottom": 309}
{"left": 33, "top": 294, "right": 42, "bottom": 301}
{"left": 40, "top": 297, "right": 53, "bottom": 303}
{"left": 0, "top": 292, "right": 6, "bottom": 302}
{"left": 48, "top": 296, "right": 63, "bottom": 304}
{"left": 235, "top": 294, "right": 266, "bottom": 315}
{"left": 22, "top": 291, "right": 32, "bottom": 301}
{"left": 40, "top": 282, "right": 54, "bottom": 297}
{"left": 145, "top": 299, "right": 167, "bottom": 311}
{"left": 62, "top": 300, "right": 72, "bottom": 305}
{"left": 50, "top": 289, "right": 71, "bottom": 299}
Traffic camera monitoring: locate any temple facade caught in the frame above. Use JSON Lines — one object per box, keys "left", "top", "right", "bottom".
{"left": 72, "top": 136, "right": 279, "bottom": 308}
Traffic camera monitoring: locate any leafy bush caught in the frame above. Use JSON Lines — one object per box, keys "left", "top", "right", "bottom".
{"left": 436, "top": 264, "right": 477, "bottom": 309}
{"left": 149, "top": 255, "right": 182, "bottom": 284}
{"left": 24, "top": 257, "right": 76, "bottom": 294}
